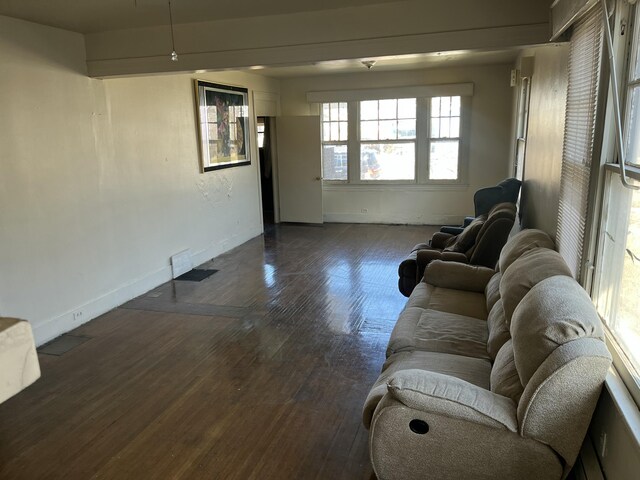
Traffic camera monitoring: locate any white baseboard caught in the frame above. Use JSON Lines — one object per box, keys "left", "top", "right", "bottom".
{"left": 323, "top": 212, "right": 464, "bottom": 225}
{"left": 33, "top": 264, "right": 172, "bottom": 346}
{"left": 33, "top": 226, "right": 261, "bottom": 346}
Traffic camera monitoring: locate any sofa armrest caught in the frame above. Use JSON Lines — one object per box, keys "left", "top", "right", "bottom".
{"left": 431, "top": 232, "right": 454, "bottom": 249}
{"left": 387, "top": 369, "right": 517, "bottom": 432}
{"left": 424, "top": 260, "right": 496, "bottom": 292}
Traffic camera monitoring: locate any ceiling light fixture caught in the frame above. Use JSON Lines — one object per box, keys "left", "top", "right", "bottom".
{"left": 168, "top": 0, "right": 178, "bottom": 61}
{"left": 361, "top": 60, "right": 376, "bottom": 70}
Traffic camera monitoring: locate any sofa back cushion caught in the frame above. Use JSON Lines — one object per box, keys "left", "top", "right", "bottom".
{"left": 486, "top": 299, "right": 510, "bottom": 360}
{"left": 468, "top": 203, "right": 516, "bottom": 268}
{"left": 490, "top": 339, "right": 523, "bottom": 404}
{"left": 511, "top": 275, "right": 606, "bottom": 385}
{"left": 498, "top": 229, "right": 555, "bottom": 273}
{"left": 500, "top": 248, "right": 572, "bottom": 325}
{"left": 443, "top": 215, "right": 486, "bottom": 253}
{"left": 484, "top": 272, "right": 502, "bottom": 313}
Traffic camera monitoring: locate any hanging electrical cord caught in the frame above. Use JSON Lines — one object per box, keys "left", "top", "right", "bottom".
{"left": 168, "top": 0, "right": 178, "bottom": 61}
{"left": 600, "top": 0, "right": 639, "bottom": 189}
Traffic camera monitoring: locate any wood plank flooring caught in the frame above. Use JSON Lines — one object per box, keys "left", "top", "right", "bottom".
{"left": 0, "top": 223, "right": 436, "bottom": 480}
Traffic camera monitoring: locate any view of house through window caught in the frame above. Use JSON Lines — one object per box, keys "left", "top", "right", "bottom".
{"left": 321, "top": 102, "right": 348, "bottom": 180}
{"left": 320, "top": 95, "right": 462, "bottom": 183}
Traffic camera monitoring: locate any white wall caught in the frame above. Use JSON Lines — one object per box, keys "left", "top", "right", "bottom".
{"left": 279, "top": 65, "right": 515, "bottom": 225}
{"left": 519, "top": 45, "right": 570, "bottom": 240}
{"left": 0, "top": 15, "right": 279, "bottom": 345}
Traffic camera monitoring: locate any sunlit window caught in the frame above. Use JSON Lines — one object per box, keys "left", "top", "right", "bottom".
{"left": 359, "top": 99, "right": 416, "bottom": 180}
{"left": 595, "top": 172, "right": 640, "bottom": 379}
{"left": 593, "top": 4, "right": 640, "bottom": 398}
{"left": 321, "top": 102, "right": 348, "bottom": 180}
{"left": 319, "top": 95, "right": 464, "bottom": 184}
{"left": 429, "top": 96, "right": 461, "bottom": 180}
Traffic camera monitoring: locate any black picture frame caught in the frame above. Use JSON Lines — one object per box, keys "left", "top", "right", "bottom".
{"left": 195, "top": 80, "right": 251, "bottom": 172}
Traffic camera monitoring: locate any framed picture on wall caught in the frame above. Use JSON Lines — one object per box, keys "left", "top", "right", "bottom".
{"left": 195, "top": 80, "right": 251, "bottom": 172}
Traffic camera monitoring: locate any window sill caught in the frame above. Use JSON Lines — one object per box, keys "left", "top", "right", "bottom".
{"left": 603, "top": 366, "right": 640, "bottom": 449}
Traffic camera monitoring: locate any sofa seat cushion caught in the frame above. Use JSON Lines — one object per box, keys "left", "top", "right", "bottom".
{"left": 388, "top": 309, "right": 489, "bottom": 358}
{"left": 407, "top": 283, "right": 488, "bottom": 319}
{"left": 363, "top": 350, "right": 492, "bottom": 427}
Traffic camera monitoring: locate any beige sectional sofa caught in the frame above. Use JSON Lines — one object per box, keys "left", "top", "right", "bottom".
{"left": 363, "top": 229, "right": 611, "bottom": 480}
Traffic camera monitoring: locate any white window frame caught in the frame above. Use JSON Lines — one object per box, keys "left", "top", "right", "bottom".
{"left": 319, "top": 95, "right": 470, "bottom": 186}
{"left": 590, "top": 0, "right": 640, "bottom": 407}
{"left": 320, "top": 102, "right": 349, "bottom": 181}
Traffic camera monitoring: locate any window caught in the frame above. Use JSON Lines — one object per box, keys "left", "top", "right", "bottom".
{"left": 359, "top": 99, "right": 416, "bottom": 180}
{"left": 592, "top": 2, "right": 640, "bottom": 403}
{"left": 320, "top": 95, "right": 464, "bottom": 183}
{"left": 595, "top": 172, "right": 640, "bottom": 379}
{"left": 429, "top": 96, "right": 461, "bottom": 180}
{"left": 257, "top": 118, "right": 265, "bottom": 148}
{"left": 321, "top": 102, "right": 348, "bottom": 180}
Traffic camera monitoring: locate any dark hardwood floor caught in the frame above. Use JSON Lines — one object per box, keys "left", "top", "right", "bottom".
{"left": 0, "top": 223, "right": 436, "bottom": 480}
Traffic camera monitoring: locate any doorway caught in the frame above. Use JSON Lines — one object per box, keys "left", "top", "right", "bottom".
{"left": 258, "top": 117, "right": 275, "bottom": 225}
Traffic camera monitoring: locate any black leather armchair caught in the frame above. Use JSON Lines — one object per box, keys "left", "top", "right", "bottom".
{"left": 441, "top": 178, "right": 521, "bottom": 235}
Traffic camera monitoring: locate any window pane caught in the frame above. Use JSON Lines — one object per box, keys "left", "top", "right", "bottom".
{"left": 339, "top": 121, "right": 348, "bottom": 141}
{"left": 397, "top": 119, "right": 416, "bottom": 139}
{"left": 330, "top": 122, "right": 339, "bottom": 141}
{"left": 360, "top": 143, "right": 415, "bottom": 180}
{"left": 378, "top": 120, "right": 397, "bottom": 140}
{"left": 398, "top": 98, "right": 416, "bottom": 119}
{"left": 441, "top": 96, "right": 451, "bottom": 116}
{"left": 361, "top": 100, "right": 378, "bottom": 120}
{"left": 451, "top": 96, "right": 461, "bottom": 116}
{"left": 339, "top": 103, "right": 348, "bottom": 121}
{"left": 596, "top": 173, "right": 640, "bottom": 375}
{"left": 360, "top": 121, "right": 378, "bottom": 140}
{"left": 626, "top": 86, "right": 640, "bottom": 166}
{"left": 379, "top": 99, "right": 397, "bottom": 119}
{"left": 322, "top": 103, "right": 330, "bottom": 121}
{"left": 431, "top": 97, "right": 440, "bottom": 117}
{"left": 450, "top": 117, "right": 460, "bottom": 138}
{"left": 429, "top": 141, "right": 459, "bottom": 179}
{"left": 323, "top": 123, "right": 331, "bottom": 142}
{"left": 440, "top": 118, "right": 450, "bottom": 138}
{"left": 330, "top": 103, "right": 339, "bottom": 121}
{"left": 322, "top": 144, "right": 348, "bottom": 180}
{"left": 430, "top": 119, "right": 440, "bottom": 138}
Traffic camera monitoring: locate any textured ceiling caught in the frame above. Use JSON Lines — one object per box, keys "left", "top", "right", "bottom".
{"left": 0, "top": 0, "right": 408, "bottom": 33}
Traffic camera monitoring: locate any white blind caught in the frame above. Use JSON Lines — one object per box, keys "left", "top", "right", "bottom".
{"left": 557, "top": 5, "right": 604, "bottom": 279}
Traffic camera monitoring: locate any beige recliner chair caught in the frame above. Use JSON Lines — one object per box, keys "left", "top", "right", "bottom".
{"left": 398, "top": 202, "right": 516, "bottom": 297}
